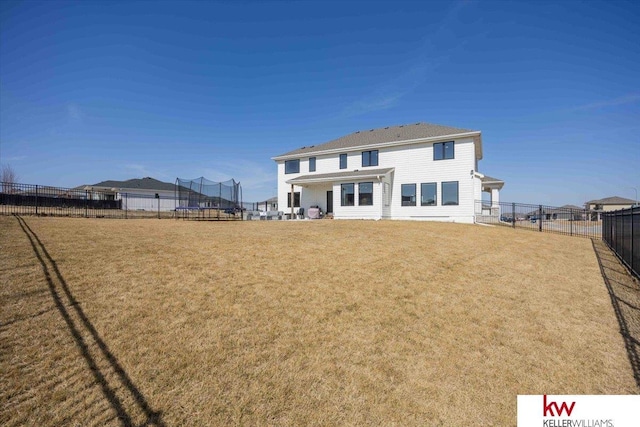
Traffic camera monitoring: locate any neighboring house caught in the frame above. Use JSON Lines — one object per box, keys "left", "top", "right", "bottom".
{"left": 524, "top": 205, "right": 586, "bottom": 221}
{"left": 257, "top": 196, "right": 278, "bottom": 212}
{"left": 585, "top": 196, "right": 637, "bottom": 220}
{"left": 81, "top": 177, "right": 178, "bottom": 211}
{"left": 585, "top": 196, "right": 637, "bottom": 212}
{"left": 272, "top": 122, "right": 504, "bottom": 223}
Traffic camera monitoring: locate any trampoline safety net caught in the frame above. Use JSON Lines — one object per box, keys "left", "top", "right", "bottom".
{"left": 175, "top": 177, "right": 242, "bottom": 219}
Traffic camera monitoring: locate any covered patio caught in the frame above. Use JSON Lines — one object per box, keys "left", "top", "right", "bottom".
{"left": 476, "top": 174, "right": 505, "bottom": 218}
{"left": 285, "top": 168, "right": 394, "bottom": 220}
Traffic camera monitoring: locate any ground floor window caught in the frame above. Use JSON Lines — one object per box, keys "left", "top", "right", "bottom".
{"left": 287, "top": 192, "right": 300, "bottom": 207}
{"left": 341, "top": 183, "right": 354, "bottom": 206}
{"left": 442, "top": 181, "right": 459, "bottom": 205}
{"left": 421, "top": 182, "right": 436, "bottom": 206}
{"left": 358, "top": 182, "right": 373, "bottom": 206}
{"left": 401, "top": 184, "right": 416, "bottom": 206}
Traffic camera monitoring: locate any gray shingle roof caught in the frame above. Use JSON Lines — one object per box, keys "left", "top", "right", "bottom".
{"left": 274, "top": 122, "right": 479, "bottom": 158}
{"left": 91, "top": 177, "right": 175, "bottom": 192}
{"left": 559, "top": 204, "right": 584, "bottom": 210}
{"left": 586, "top": 196, "right": 636, "bottom": 205}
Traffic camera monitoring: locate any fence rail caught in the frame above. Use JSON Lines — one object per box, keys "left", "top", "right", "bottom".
{"left": 0, "top": 181, "right": 241, "bottom": 219}
{"left": 474, "top": 200, "right": 602, "bottom": 239}
{"left": 602, "top": 206, "right": 639, "bottom": 279}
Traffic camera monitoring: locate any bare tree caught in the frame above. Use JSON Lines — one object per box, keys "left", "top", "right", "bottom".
{"left": 1, "top": 164, "right": 19, "bottom": 193}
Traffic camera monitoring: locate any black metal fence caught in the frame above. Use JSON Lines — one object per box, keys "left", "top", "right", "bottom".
{"left": 474, "top": 200, "right": 602, "bottom": 239}
{"left": 0, "top": 181, "right": 179, "bottom": 219}
{"left": 0, "top": 181, "right": 247, "bottom": 220}
{"left": 602, "top": 206, "right": 639, "bottom": 279}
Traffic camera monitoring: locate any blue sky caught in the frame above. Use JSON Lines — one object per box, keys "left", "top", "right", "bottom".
{"left": 1, "top": 0, "right": 638, "bottom": 205}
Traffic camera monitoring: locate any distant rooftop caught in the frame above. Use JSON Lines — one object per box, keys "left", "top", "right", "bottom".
{"left": 89, "top": 177, "right": 175, "bottom": 192}
{"left": 586, "top": 196, "right": 636, "bottom": 205}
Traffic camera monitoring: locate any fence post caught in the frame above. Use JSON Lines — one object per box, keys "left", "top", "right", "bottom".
{"left": 570, "top": 210, "right": 573, "bottom": 236}
{"left": 630, "top": 209, "right": 634, "bottom": 272}
{"left": 512, "top": 203, "right": 515, "bottom": 228}
{"left": 618, "top": 211, "right": 625, "bottom": 259}
{"left": 85, "top": 190, "right": 88, "bottom": 218}
{"left": 35, "top": 185, "right": 39, "bottom": 216}
{"left": 538, "top": 205, "right": 542, "bottom": 232}
{"left": 620, "top": 210, "right": 623, "bottom": 259}
{"left": 125, "top": 193, "right": 128, "bottom": 219}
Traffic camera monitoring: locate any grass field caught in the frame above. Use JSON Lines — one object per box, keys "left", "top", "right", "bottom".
{"left": 1, "top": 216, "right": 637, "bottom": 426}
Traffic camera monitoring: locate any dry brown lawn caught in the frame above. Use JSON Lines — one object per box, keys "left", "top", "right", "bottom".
{"left": 1, "top": 216, "right": 637, "bottom": 426}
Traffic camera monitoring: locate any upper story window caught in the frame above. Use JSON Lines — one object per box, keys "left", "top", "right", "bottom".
{"left": 309, "top": 157, "right": 316, "bottom": 172}
{"left": 361, "top": 150, "right": 378, "bottom": 167}
{"left": 339, "top": 153, "right": 347, "bottom": 169}
{"left": 434, "top": 141, "right": 454, "bottom": 160}
{"left": 401, "top": 184, "right": 416, "bottom": 206}
{"left": 285, "top": 159, "right": 300, "bottom": 174}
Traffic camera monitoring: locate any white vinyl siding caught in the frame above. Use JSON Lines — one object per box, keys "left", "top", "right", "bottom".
{"left": 119, "top": 188, "right": 178, "bottom": 211}
{"left": 384, "top": 138, "right": 476, "bottom": 222}
{"left": 300, "top": 185, "right": 331, "bottom": 214}
{"left": 333, "top": 180, "right": 382, "bottom": 219}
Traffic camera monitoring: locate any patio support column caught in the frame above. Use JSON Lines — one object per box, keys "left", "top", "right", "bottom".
{"left": 491, "top": 188, "right": 500, "bottom": 207}
{"left": 290, "top": 184, "right": 294, "bottom": 219}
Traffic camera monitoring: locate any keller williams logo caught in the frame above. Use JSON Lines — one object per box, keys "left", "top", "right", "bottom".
{"left": 543, "top": 395, "right": 576, "bottom": 417}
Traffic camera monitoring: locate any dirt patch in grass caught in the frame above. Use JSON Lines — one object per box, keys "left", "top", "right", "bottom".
{"left": 1, "top": 216, "right": 637, "bottom": 426}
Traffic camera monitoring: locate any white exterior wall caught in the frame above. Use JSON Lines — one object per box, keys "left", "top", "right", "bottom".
{"left": 277, "top": 162, "right": 302, "bottom": 215}
{"left": 592, "top": 204, "right": 635, "bottom": 212}
{"left": 333, "top": 180, "right": 382, "bottom": 220}
{"left": 384, "top": 138, "right": 476, "bottom": 222}
{"left": 118, "top": 189, "right": 178, "bottom": 212}
{"left": 381, "top": 176, "right": 393, "bottom": 219}
{"left": 301, "top": 185, "right": 330, "bottom": 213}
{"left": 473, "top": 176, "right": 482, "bottom": 214}
{"left": 276, "top": 136, "right": 480, "bottom": 222}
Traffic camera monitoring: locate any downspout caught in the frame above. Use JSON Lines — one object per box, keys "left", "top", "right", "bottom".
{"left": 377, "top": 175, "right": 383, "bottom": 220}
{"left": 472, "top": 171, "right": 477, "bottom": 224}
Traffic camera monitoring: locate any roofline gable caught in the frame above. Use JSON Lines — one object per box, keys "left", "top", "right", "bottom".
{"left": 273, "top": 131, "right": 482, "bottom": 161}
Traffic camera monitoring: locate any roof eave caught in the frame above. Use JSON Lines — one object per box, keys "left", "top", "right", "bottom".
{"left": 272, "top": 131, "right": 482, "bottom": 161}
{"left": 286, "top": 168, "right": 395, "bottom": 185}
{"left": 287, "top": 175, "right": 381, "bottom": 185}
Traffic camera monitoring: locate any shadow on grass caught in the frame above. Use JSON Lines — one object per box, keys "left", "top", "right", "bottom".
{"left": 592, "top": 239, "right": 640, "bottom": 390}
{"left": 15, "top": 215, "right": 165, "bottom": 426}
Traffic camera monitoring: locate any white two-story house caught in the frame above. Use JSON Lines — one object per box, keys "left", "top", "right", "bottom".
{"left": 272, "top": 122, "right": 504, "bottom": 223}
